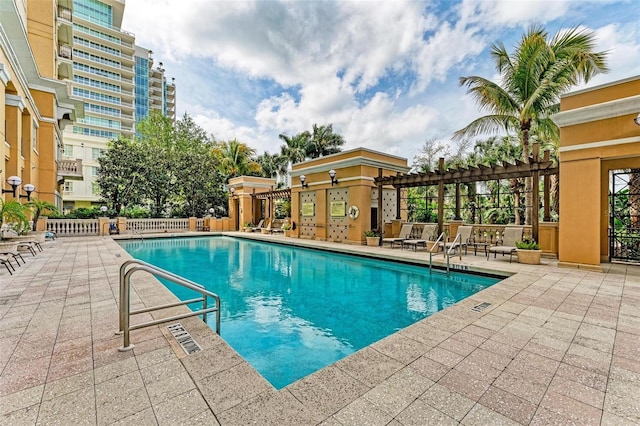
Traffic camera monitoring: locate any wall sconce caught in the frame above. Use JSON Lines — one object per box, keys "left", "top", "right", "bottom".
{"left": 2, "top": 176, "right": 36, "bottom": 201}
{"left": 634, "top": 112, "right": 640, "bottom": 126}
{"left": 328, "top": 169, "right": 338, "bottom": 186}
{"left": 300, "top": 174, "right": 309, "bottom": 189}
{"left": 230, "top": 187, "right": 236, "bottom": 196}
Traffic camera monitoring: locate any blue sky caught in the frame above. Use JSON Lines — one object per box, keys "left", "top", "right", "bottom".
{"left": 122, "top": 0, "right": 640, "bottom": 164}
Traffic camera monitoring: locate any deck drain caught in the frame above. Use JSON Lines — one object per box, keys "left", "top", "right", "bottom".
{"left": 471, "top": 302, "right": 491, "bottom": 312}
{"left": 167, "top": 323, "right": 202, "bottom": 355}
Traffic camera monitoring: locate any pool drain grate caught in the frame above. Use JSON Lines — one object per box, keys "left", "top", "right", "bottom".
{"left": 471, "top": 302, "right": 491, "bottom": 312}
{"left": 167, "top": 323, "right": 202, "bottom": 355}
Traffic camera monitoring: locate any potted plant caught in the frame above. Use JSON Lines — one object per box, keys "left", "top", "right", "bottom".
{"left": 243, "top": 222, "right": 254, "bottom": 232}
{"left": 516, "top": 237, "right": 542, "bottom": 265}
{"left": 363, "top": 230, "right": 380, "bottom": 246}
{"left": 282, "top": 223, "right": 293, "bottom": 237}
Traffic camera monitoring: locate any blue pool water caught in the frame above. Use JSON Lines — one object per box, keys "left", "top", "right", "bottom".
{"left": 119, "top": 236, "right": 499, "bottom": 388}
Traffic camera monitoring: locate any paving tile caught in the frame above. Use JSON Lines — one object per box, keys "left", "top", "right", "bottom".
{"left": 362, "top": 379, "right": 417, "bottom": 417}
{"left": 0, "top": 355, "right": 50, "bottom": 397}
{"left": 334, "top": 347, "right": 404, "bottom": 387}
{"left": 420, "top": 383, "right": 474, "bottom": 421}
{"left": 408, "top": 355, "right": 450, "bottom": 382}
{"left": 439, "top": 368, "right": 491, "bottom": 402}
{"left": 0, "top": 385, "right": 43, "bottom": 416}
{"left": 548, "top": 375, "right": 605, "bottom": 409}
{"left": 288, "top": 365, "right": 370, "bottom": 418}
{"left": 1, "top": 405, "right": 39, "bottom": 426}
{"left": 37, "top": 386, "right": 95, "bottom": 425}
{"left": 540, "top": 390, "right": 603, "bottom": 425}
{"left": 153, "top": 388, "right": 210, "bottom": 426}
{"left": 95, "top": 370, "right": 151, "bottom": 425}
{"left": 383, "top": 367, "right": 435, "bottom": 398}
{"left": 217, "top": 389, "right": 321, "bottom": 426}
{"left": 555, "top": 362, "right": 607, "bottom": 392}
{"left": 395, "top": 398, "right": 458, "bottom": 426}
{"left": 424, "top": 346, "right": 464, "bottom": 368}
{"left": 198, "top": 361, "right": 272, "bottom": 413}
{"left": 371, "top": 333, "right": 431, "bottom": 364}
{"left": 460, "top": 403, "right": 521, "bottom": 426}
{"left": 492, "top": 371, "right": 547, "bottom": 405}
{"left": 42, "top": 371, "right": 93, "bottom": 401}
{"left": 478, "top": 385, "right": 537, "bottom": 424}
{"left": 333, "top": 397, "right": 393, "bottom": 426}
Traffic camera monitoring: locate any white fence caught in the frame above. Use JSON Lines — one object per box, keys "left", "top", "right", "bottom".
{"left": 46, "top": 218, "right": 191, "bottom": 236}
{"left": 126, "top": 218, "right": 190, "bottom": 234}
{"left": 47, "top": 219, "right": 100, "bottom": 236}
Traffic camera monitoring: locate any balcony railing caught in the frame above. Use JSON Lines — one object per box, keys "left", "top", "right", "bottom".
{"left": 58, "top": 44, "right": 72, "bottom": 60}
{"left": 57, "top": 6, "right": 72, "bottom": 22}
{"left": 58, "top": 159, "right": 83, "bottom": 179}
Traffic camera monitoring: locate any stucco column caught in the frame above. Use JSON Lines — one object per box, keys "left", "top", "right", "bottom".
{"left": 558, "top": 157, "right": 601, "bottom": 269}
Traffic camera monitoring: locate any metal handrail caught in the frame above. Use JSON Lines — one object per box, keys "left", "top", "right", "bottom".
{"left": 429, "top": 232, "right": 446, "bottom": 271}
{"left": 118, "top": 259, "right": 220, "bottom": 351}
{"left": 446, "top": 233, "right": 463, "bottom": 273}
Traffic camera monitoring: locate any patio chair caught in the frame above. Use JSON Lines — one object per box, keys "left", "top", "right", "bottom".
{"left": 1, "top": 255, "right": 15, "bottom": 275}
{"left": 382, "top": 223, "right": 413, "bottom": 248}
{"left": 439, "top": 225, "right": 473, "bottom": 255}
{"left": 251, "top": 219, "right": 265, "bottom": 232}
{"left": 402, "top": 224, "right": 438, "bottom": 251}
{"left": 0, "top": 249, "right": 25, "bottom": 266}
{"left": 487, "top": 226, "right": 524, "bottom": 263}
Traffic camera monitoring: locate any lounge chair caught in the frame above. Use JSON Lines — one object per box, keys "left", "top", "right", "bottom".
{"left": 487, "top": 226, "right": 524, "bottom": 262}
{"left": 382, "top": 223, "right": 413, "bottom": 248}
{"left": 1, "top": 255, "right": 15, "bottom": 275}
{"left": 402, "top": 223, "right": 438, "bottom": 251}
{"left": 251, "top": 219, "right": 265, "bottom": 232}
{"left": 439, "top": 225, "right": 473, "bottom": 255}
{"left": 0, "top": 249, "right": 25, "bottom": 266}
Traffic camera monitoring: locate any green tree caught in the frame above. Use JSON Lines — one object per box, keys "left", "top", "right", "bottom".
{"left": 306, "top": 124, "right": 345, "bottom": 159}
{"left": 213, "top": 139, "right": 262, "bottom": 180}
{"left": 454, "top": 25, "right": 608, "bottom": 224}
{"left": 136, "top": 112, "right": 177, "bottom": 217}
{"left": 25, "top": 198, "right": 59, "bottom": 231}
{"left": 173, "top": 114, "right": 223, "bottom": 217}
{"left": 0, "top": 199, "right": 28, "bottom": 230}
{"left": 97, "top": 136, "right": 147, "bottom": 214}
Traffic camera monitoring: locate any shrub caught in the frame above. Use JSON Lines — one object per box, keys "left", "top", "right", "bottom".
{"left": 516, "top": 237, "right": 540, "bottom": 250}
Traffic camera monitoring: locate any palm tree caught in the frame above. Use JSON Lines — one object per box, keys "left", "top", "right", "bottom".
{"left": 454, "top": 25, "right": 608, "bottom": 224}
{"left": 306, "top": 124, "right": 345, "bottom": 159}
{"left": 213, "top": 139, "right": 262, "bottom": 180}
{"left": 25, "top": 198, "right": 59, "bottom": 231}
{"left": 0, "top": 199, "right": 28, "bottom": 231}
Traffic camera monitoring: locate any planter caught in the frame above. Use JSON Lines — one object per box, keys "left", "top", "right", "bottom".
{"left": 365, "top": 236, "right": 380, "bottom": 247}
{"left": 426, "top": 241, "right": 437, "bottom": 252}
{"left": 0, "top": 241, "right": 19, "bottom": 252}
{"left": 516, "top": 249, "right": 542, "bottom": 265}
{"left": 243, "top": 227, "right": 253, "bottom": 233}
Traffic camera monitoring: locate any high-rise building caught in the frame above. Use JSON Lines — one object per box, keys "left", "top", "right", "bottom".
{"left": 1, "top": 0, "right": 84, "bottom": 208}
{"left": 61, "top": 0, "right": 175, "bottom": 211}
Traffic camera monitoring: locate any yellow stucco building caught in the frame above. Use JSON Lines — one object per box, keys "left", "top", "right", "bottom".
{"left": 1, "top": 0, "right": 82, "bottom": 207}
{"left": 553, "top": 75, "right": 640, "bottom": 270}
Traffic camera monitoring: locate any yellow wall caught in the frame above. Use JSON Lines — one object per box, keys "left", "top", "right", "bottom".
{"left": 27, "top": 0, "right": 56, "bottom": 79}
{"left": 556, "top": 75, "right": 640, "bottom": 269}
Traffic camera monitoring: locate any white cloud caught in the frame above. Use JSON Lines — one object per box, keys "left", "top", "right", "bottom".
{"left": 123, "top": 0, "right": 640, "bottom": 162}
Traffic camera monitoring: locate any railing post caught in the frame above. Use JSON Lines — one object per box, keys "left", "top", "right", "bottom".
{"left": 203, "top": 295, "right": 208, "bottom": 323}
{"left": 119, "top": 268, "right": 135, "bottom": 351}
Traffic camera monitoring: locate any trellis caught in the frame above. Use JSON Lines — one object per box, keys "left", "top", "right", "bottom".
{"left": 251, "top": 188, "right": 292, "bottom": 222}
{"left": 374, "top": 143, "right": 558, "bottom": 242}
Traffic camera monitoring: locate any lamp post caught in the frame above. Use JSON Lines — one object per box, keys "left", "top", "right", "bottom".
{"left": 100, "top": 205, "right": 108, "bottom": 217}
{"left": 209, "top": 207, "right": 215, "bottom": 217}
{"left": 2, "top": 176, "right": 36, "bottom": 200}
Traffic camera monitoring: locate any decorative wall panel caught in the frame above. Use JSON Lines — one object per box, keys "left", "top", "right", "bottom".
{"left": 327, "top": 188, "right": 349, "bottom": 242}
{"left": 299, "top": 191, "right": 316, "bottom": 239}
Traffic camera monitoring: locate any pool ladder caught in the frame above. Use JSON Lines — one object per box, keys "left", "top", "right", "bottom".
{"left": 428, "top": 232, "right": 462, "bottom": 274}
{"left": 117, "top": 259, "right": 220, "bottom": 351}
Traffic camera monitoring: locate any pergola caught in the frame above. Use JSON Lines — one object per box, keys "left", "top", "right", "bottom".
{"left": 251, "top": 188, "right": 292, "bottom": 222}
{"left": 374, "top": 143, "right": 558, "bottom": 242}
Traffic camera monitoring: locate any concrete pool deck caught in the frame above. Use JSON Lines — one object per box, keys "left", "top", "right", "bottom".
{"left": 1, "top": 233, "right": 639, "bottom": 425}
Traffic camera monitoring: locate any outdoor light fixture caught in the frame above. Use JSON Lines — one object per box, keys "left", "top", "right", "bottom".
{"left": 300, "top": 174, "right": 309, "bottom": 189}
{"left": 634, "top": 112, "right": 640, "bottom": 126}
{"left": 328, "top": 169, "right": 338, "bottom": 186}
{"left": 100, "top": 205, "right": 108, "bottom": 217}
{"left": 2, "top": 176, "right": 36, "bottom": 201}
{"left": 209, "top": 207, "right": 215, "bottom": 216}
{"left": 230, "top": 187, "right": 236, "bottom": 196}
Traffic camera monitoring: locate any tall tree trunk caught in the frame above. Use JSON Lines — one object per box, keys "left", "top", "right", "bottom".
{"left": 630, "top": 169, "right": 640, "bottom": 229}
{"left": 521, "top": 122, "right": 532, "bottom": 225}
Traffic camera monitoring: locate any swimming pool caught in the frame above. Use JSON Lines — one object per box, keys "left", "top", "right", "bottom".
{"left": 119, "top": 236, "right": 499, "bottom": 388}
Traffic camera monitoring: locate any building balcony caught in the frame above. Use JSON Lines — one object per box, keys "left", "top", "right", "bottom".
{"left": 58, "top": 6, "right": 72, "bottom": 22}
{"left": 58, "top": 159, "right": 84, "bottom": 180}
{"left": 58, "top": 44, "right": 72, "bottom": 60}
